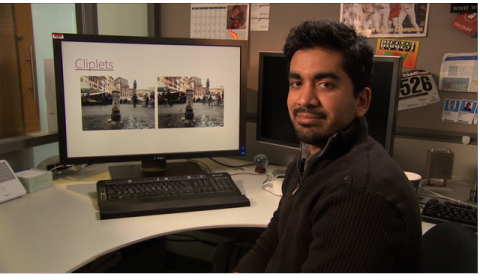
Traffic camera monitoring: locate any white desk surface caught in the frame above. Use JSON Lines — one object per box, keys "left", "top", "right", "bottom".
{"left": 0, "top": 158, "right": 435, "bottom": 273}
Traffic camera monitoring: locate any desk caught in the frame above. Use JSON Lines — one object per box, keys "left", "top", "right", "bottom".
{"left": 0, "top": 158, "right": 435, "bottom": 273}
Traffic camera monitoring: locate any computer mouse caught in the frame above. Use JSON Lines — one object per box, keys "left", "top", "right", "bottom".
{"left": 262, "top": 180, "right": 283, "bottom": 196}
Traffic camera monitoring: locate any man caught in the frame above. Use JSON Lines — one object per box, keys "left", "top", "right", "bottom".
{"left": 234, "top": 19, "right": 422, "bottom": 273}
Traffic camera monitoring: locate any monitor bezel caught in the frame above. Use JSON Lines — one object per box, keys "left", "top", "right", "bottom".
{"left": 53, "top": 33, "right": 248, "bottom": 166}
{"left": 256, "top": 51, "right": 299, "bottom": 149}
{"left": 369, "top": 55, "right": 402, "bottom": 156}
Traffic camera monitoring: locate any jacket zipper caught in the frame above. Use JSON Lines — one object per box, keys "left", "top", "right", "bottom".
{"left": 292, "top": 158, "right": 303, "bottom": 196}
{"left": 292, "top": 183, "right": 300, "bottom": 195}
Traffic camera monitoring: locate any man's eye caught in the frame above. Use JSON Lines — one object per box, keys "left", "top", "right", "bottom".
{"left": 290, "top": 81, "right": 302, "bottom": 87}
{"left": 319, "top": 82, "right": 333, "bottom": 88}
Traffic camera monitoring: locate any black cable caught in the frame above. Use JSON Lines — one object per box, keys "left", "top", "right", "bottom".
{"left": 186, "top": 158, "right": 212, "bottom": 173}
{"left": 208, "top": 157, "right": 253, "bottom": 168}
{"left": 208, "top": 157, "right": 283, "bottom": 168}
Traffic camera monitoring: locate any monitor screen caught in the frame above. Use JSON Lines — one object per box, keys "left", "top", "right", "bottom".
{"left": 257, "top": 52, "right": 402, "bottom": 156}
{"left": 53, "top": 34, "right": 247, "bottom": 178}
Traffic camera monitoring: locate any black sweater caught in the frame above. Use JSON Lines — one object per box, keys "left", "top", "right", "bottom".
{"left": 234, "top": 117, "right": 422, "bottom": 272}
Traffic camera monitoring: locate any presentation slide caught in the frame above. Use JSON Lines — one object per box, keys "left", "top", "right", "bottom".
{"left": 59, "top": 40, "right": 242, "bottom": 158}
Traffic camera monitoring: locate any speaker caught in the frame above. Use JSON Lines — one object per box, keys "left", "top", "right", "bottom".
{"left": 426, "top": 149, "right": 454, "bottom": 185}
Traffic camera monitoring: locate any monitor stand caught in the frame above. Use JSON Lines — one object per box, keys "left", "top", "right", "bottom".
{"left": 108, "top": 159, "right": 206, "bottom": 180}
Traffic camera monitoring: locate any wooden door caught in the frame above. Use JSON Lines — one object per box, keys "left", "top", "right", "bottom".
{"left": 0, "top": 3, "right": 40, "bottom": 138}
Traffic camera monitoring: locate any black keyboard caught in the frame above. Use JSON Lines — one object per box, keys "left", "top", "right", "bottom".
{"left": 97, "top": 172, "right": 250, "bottom": 220}
{"left": 421, "top": 197, "right": 477, "bottom": 231}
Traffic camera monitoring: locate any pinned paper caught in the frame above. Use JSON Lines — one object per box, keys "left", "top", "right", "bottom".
{"left": 442, "top": 99, "right": 478, "bottom": 125}
{"left": 439, "top": 53, "right": 478, "bottom": 92}
{"left": 442, "top": 99, "right": 461, "bottom": 122}
{"left": 398, "top": 70, "right": 440, "bottom": 110}
{"left": 376, "top": 39, "right": 420, "bottom": 69}
{"left": 250, "top": 4, "right": 270, "bottom": 31}
{"left": 458, "top": 99, "right": 477, "bottom": 124}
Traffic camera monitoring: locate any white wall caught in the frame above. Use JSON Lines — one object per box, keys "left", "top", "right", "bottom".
{"left": 97, "top": 3, "right": 148, "bottom": 36}
{"left": 31, "top": 3, "right": 77, "bottom": 131}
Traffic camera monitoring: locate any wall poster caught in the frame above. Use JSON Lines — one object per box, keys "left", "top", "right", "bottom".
{"left": 340, "top": 3, "right": 430, "bottom": 38}
{"left": 375, "top": 38, "right": 420, "bottom": 68}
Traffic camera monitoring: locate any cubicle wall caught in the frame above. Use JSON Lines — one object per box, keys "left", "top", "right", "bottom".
{"left": 158, "top": 3, "right": 477, "bottom": 182}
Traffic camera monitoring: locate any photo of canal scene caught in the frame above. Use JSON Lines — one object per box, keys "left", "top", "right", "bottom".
{"left": 81, "top": 76, "right": 155, "bottom": 130}
{"left": 158, "top": 76, "right": 225, "bottom": 128}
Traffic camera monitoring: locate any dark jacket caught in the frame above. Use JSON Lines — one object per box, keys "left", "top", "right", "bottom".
{"left": 234, "top": 117, "right": 422, "bottom": 272}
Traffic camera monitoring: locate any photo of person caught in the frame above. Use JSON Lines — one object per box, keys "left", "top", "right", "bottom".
{"left": 227, "top": 4, "right": 247, "bottom": 29}
{"left": 460, "top": 100, "right": 477, "bottom": 113}
{"left": 444, "top": 99, "right": 459, "bottom": 112}
{"left": 457, "top": 99, "right": 477, "bottom": 124}
{"left": 449, "top": 100, "right": 456, "bottom": 110}
{"left": 464, "top": 102, "right": 472, "bottom": 111}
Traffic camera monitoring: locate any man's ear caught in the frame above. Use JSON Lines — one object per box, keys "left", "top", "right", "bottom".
{"left": 355, "top": 87, "right": 371, "bottom": 118}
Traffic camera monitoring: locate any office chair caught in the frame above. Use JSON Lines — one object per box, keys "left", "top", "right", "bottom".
{"left": 211, "top": 241, "right": 254, "bottom": 273}
{"left": 421, "top": 221, "right": 478, "bottom": 273}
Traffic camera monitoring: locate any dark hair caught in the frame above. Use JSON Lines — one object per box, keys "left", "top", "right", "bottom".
{"left": 283, "top": 19, "right": 374, "bottom": 96}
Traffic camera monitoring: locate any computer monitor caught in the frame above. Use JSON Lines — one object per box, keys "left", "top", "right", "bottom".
{"left": 257, "top": 52, "right": 402, "bottom": 156}
{"left": 53, "top": 34, "right": 247, "bottom": 179}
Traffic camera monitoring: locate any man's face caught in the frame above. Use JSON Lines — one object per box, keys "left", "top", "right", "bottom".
{"left": 287, "top": 48, "right": 370, "bottom": 153}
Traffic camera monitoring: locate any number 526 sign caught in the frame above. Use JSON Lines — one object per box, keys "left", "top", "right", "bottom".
{"left": 398, "top": 70, "right": 440, "bottom": 111}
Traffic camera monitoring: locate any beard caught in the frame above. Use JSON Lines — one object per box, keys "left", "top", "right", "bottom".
{"left": 291, "top": 107, "right": 353, "bottom": 146}
{"left": 294, "top": 123, "right": 331, "bottom": 146}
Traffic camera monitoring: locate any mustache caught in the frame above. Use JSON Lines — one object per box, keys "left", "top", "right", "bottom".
{"left": 293, "top": 107, "right": 328, "bottom": 119}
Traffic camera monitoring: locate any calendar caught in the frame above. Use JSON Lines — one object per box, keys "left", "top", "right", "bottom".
{"left": 191, "top": 3, "right": 249, "bottom": 40}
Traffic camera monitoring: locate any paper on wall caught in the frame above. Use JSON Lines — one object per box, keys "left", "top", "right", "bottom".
{"left": 439, "top": 53, "right": 478, "bottom": 92}
{"left": 398, "top": 70, "right": 440, "bottom": 110}
{"left": 442, "top": 99, "right": 461, "bottom": 122}
{"left": 250, "top": 4, "right": 270, "bottom": 31}
{"left": 458, "top": 99, "right": 478, "bottom": 124}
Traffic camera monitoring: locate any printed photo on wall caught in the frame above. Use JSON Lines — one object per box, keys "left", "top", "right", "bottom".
{"left": 340, "top": 3, "right": 430, "bottom": 38}
{"left": 442, "top": 99, "right": 461, "bottom": 122}
{"left": 458, "top": 99, "right": 477, "bottom": 124}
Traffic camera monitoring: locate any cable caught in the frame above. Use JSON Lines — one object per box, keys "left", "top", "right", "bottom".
{"left": 198, "top": 157, "right": 276, "bottom": 184}
{"left": 49, "top": 164, "right": 76, "bottom": 173}
{"left": 186, "top": 158, "right": 212, "bottom": 173}
{"left": 208, "top": 157, "right": 282, "bottom": 170}
{"left": 230, "top": 172, "right": 271, "bottom": 184}
{"left": 419, "top": 178, "right": 473, "bottom": 205}
{"left": 208, "top": 157, "right": 253, "bottom": 168}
